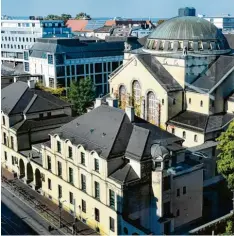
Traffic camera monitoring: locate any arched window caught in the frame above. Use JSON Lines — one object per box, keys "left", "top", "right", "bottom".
{"left": 132, "top": 80, "right": 141, "bottom": 106}
{"left": 200, "top": 100, "right": 203, "bottom": 107}
{"left": 194, "top": 135, "right": 198, "bottom": 142}
{"left": 119, "top": 85, "right": 126, "bottom": 109}
{"left": 147, "top": 91, "right": 156, "bottom": 124}
{"left": 183, "top": 131, "right": 186, "bottom": 139}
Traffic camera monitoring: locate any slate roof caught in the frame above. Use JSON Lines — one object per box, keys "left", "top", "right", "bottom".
{"left": 191, "top": 55, "right": 234, "bottom": 93}
{"left": 109, "top": 163, "right": 140, "bottom": 184}
{"left": 136, "top": 54, "right": 183, "bottom": 92}
{"left": 168, "top": 110, "right": 234, "bottom": 133}
{"left": 12, "top": 115, "right": 74, "bottom": 133}
{"left": 51, "top": 105, "right": 182, "bottom": 161}
{"left": 187, "top": 141, "right": 218, "bottom": 152}
{"left": 94, "top": 26, "right": 113, "bottom": 33}
{"left": 30, "top": 38, "right": 125, "bottom": 59}
{"left": 1, "top": 81, "right": 71, "bottom": 115}
{"left": 224, "top": 34, "right": 234, "bottom": 49}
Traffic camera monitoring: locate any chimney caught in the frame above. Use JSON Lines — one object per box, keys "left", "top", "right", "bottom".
{"left": 27, "top": 79, "right": 36, "bottom": 89}
{"left": 125, "top": 106, "right": 135, "bottom": 122}
{"left": 106, "top": 97, "right": 118, "bottom": 108}
{"left": 94, "top": 98, "right": 102, "bottom": 108}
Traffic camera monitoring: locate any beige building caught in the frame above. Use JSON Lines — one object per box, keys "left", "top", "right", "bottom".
{"left": 109, "top": 16, "right": 234, "bottom": 182}
{"left": 2, "top": 89, "right": 204, "bottom": 235}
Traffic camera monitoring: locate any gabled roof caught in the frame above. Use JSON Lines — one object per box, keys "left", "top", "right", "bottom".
{"left": 191, "top": 55, "right": 234, "bottom": 93}
{"left": 51, "top": 105, "right": 183, "bottom": 161}
{"left": 1, "top": 81, "right": 71, "bottom": 115}
{"left": 66, "top": 19, "right": 88, "bottom": 32}
{"left": 109, "top": 163, "right": 140, "bottom": 184}
{"left": 136, "top": 54, "right": 183, "bottom": 92}
{"left": 93, "top": 26, "right": 113, "bottom": 33}
{"left": 167, "top": 110, "right": 234, "bottom": 133}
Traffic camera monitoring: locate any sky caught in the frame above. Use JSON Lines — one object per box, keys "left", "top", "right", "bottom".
{"left": 2, "top": 0, "right": 234, "bottom": 18}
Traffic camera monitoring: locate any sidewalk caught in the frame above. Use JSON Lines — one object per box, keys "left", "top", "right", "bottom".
{"left": 2, "top": 168, "right": 98, "bottom": 235}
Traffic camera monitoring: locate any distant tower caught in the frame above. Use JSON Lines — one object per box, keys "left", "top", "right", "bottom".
{"left": 178, "top": 7, "right": 196, "bottom": 17}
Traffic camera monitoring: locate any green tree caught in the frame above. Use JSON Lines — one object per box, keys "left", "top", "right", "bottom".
{"left": 216, "top": 121, "right": 234, "bottom": 190}
{"left": 68, "top": 78, "right": 95, "bottom": 115}
{"left": 75, "top": 12, "right": 91, "bottom": 20}
{"left": 225, "top": 220, "right": 234, "bottom": 234}
{"left": 157, "top": 19, "right": 165, "bottom": 25}
{"left": 61, "top": 14, "right": 72, "bottom": 22}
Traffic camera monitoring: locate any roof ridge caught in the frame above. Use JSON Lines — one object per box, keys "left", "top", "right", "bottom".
{"left": 23, "top": 94, "right": 38, "bottom": 114}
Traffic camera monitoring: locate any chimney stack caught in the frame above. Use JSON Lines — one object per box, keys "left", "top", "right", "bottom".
{"left": 125, "top": 106, "right": 135, "bottom": 122}
{"left": 27, "top": 79, "right": 36, "bottom": 89}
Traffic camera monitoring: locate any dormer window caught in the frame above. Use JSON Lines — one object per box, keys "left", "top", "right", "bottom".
{"left": 152, "top": 40, "right": 158, "bottom": 49}
{"left": 168, "top": 41, "right": 173, "bottom": 51}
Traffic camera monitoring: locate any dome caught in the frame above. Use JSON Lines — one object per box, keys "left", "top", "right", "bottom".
{"left": 151, "top": 144, "right": 169, "bottom": 159}
{"left": 144, "top": 16, "right": 231, "bottom": 55}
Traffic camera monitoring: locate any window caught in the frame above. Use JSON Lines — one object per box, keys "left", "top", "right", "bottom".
{"left": 4, "top": 151, "right": 7, "bottom": 161}
{"left": 183, "top": 186, "right": 187, "bottom": 195}
{"left": 164, "top": 160, "right": 169, "bottom": 169}
{"left": 48, "top": 54, "right": 53, "bottom": 64}
{"left": 18, "top": 45, "right": 20, "bottom": 49}
{"left": 18, "top": 23, "right": 21, "bottom": 27}
{"left": 171, "top": 128, "right": 175, "bottom": 134}
{"left": 109, "top": 217, "right": 115, "bottom": 232}
{"left": 49, "top": 78, "right": 54, "bottom": 88}
{"left": 23, "top": 51, "right": 29, "bottom": 60}
{"left": 57, "top": 141, "right": 61, "bottom": 153}
{"left": 183, "top": 131, "right": 186, "bottom": 139}
{"left": 21, "top": 45, "right": 23, "bottom": 49}
{"left": 22, "top": 37, "right": 25, "bottom": 42}
{"left": 94, "top": 181, "right": 100, "bottom": 200}
{"left": 47, "top": 156, "right": 51, "bottom": 171}
{"left": 48, "top": 178, "right": 52, "bottom": 190}
{"left": 68, "top": 146, "right": 73, "bottom": 159}
{"left": 189, "top": 98, "right": 191, "bottom": 104}
{"left": 39, "top": 113, "right": 44, "bottom": 119}
{"left": 2, "top": 116, "right": 5, "bottom": 125}
{"left": 47, "top": 112, "right": 51, "bottom": 117}
{"left": 81, "top": 152, "right": 85, "bottom": 165}
{"left": 132, "top": 80, "right": 141, "bottom": 106}
{"left": 12, "top": 156, "right": 15, "bottom": 165}
{"left": 57, "top": 161, "right": 62, "bottom": 177}
{"left": 8, "top": 37, "right": 11, "bottom": 41}
{"left": 177, "top": 188, "right": 180, "bottom": 197}
{"left": 24, "top": 62, "right": 29, "bottom": 72}
{"left": 176, "top": 209, "right": 180, "bottom": 217}
{"left": 94, "top": 159, "right": 99, "bottom": 172}
{"left": 69, "top": 167, "right": 74, "bottom": 184}
{"left": 58, "top": 185, "right": 62, "bottom": 198}
{"left": 19, "top": 37, "right": 21, "bottom": 42}
{"left": 3, "top": 132, "right": 7, "bottom": 145}
{"left": 163, "top": 201, "right": 171, "bottom": 216}
{"left": 69, "top": 192, "right": 74, "bottom": 204}
{"left": 194, "top": 135, "right": 198, "bottom": 142}
{"left": 81, "top": 174, "right": 86, "bottom": 192}
{"left": 200, "top": 100, "right": 203, "bottom": 107}
{"left": 119, "top": 85, "right": 127, "bottom": 109}
{"left": 163, "top": 176, "right": 171, "bottom": 191}
{"left": 95, "top": 208, "right": 100, "bottom": 222}
{"left": 173, "top": 98, "right": 176, "bottom": 105}
{"left": 26, "top": 37, "right": 28, "bottom": 42}
{"left": 56, "top": 66, "right": 65, "bottom": 77}
{"left": 147, "top": 91, "right": 157, "bottom": 124}
{"left": 10, "top": 136, "right": 14, "bottom": 149}
{"left": 82, "top": 199, "right": 86, "bottom": 213}
{"left": 109, "top": 189, "right": 115, "bottom": 209}
{"left": 162, "top": 99, "right": 164, "bottom": 105}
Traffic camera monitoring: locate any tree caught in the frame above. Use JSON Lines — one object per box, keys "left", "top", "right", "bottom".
{"left": 216, "top": 121, "right": 234, "bottom": 190}
{"left": 75, "top": 12, "right": 91, "bottom": 20}
{"left": 44, "top": 14, "right": 72, "bottom": 22}
{"left": 225, "top": 220, "right": 234, "bottom": 234}
{"left": 61, "top": 14, "right": 72, "bottom": 23}
{"left": 68, "top": 78, "right": 96, "bottom": 115}
{"left": 157, "top": 19, "right": 165, "bottom": 26}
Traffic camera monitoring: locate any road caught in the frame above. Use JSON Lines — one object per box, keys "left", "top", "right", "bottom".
{"left": 1, "top": 183, "right": 64, "bottom": 235}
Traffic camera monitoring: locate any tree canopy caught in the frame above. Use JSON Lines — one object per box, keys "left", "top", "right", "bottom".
{"left": 44, "top": 14, "right": 72, "bottom": 22}
{"left": 75, "top": 12, "right": 91, "bottom": 20}
{"left": 157, "top": 19, "right": 165, "bottom": 25}
{"left": 216, "top": 121, "right": 234, "bottom": 190}
{"left": 68, "top": 77, "right": 96, "bottom": 116}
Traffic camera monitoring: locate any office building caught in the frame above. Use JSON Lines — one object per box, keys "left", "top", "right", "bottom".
{"left": 1, "top": 18, "right": 72, "bottom": 64}
{"left": 178, "top": 7, "right": 196, "bottom": 17}
{"left": 26, "top": 37, "right": 141, "bottom": 96}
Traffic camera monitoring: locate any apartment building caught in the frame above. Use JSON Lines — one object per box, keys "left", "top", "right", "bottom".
{"left": 2, "top": 98, "right": 203, "bottom": 235}
{"left": 1, "top": 18, "right": 72, "bottom": 63}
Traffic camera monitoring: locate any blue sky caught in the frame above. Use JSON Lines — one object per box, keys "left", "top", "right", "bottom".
{"left": 2, "top": 0, "right": 234, "bottom": 18}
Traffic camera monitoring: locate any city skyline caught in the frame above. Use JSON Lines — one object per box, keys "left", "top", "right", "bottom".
{"left": 2, "top": 0, "right": 234, "bottom": 18}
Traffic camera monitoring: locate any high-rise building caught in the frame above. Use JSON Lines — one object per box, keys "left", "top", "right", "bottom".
{"left": 178, "top": 7, "right": 196, "bottom": 17}
{"left": 1, "top": 18, "right": 72, "bottom": 64}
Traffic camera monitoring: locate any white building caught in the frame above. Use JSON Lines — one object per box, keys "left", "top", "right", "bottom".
{"left": 1, "top": 18, "right": 72, "bottom": 63}
{"left": 199, "top": 14, "right": 234, "bottom": 34}
{"left": 26, "top": 37, "right": 141, "bottom": 96}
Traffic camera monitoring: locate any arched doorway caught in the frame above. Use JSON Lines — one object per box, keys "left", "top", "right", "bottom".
{"left": 35, "top": 168, "right": 42, "bottom": 190}
{"left": 26, "top": 163, "right": 33, "bottom": 183}
{"left": 19, "top": 159, "right": 25, "bottom": 178}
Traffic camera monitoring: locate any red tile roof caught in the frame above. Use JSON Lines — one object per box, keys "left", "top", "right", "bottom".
{"left": 66, "top": 19, "right": 89, "bottom": 32}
